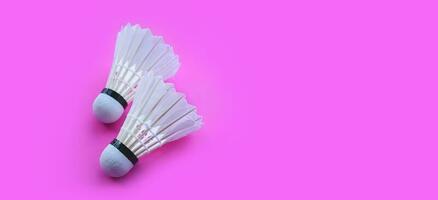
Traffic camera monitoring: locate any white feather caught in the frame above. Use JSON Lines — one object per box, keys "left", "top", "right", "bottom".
{"left": 106, "top": 24, "right": 180, "bottom": 102}
{"left": 116, "top": 73, "right": 202, "bottom": 157}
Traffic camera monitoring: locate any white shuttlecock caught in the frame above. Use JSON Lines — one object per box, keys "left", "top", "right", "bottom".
{"left": 99, "top": 73, "right": 202, "bottom": 177}
{"left": 93, "top": 24, "right": 180, "bottom": 123}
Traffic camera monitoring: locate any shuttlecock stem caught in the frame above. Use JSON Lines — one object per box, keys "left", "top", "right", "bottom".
{"left": 101, "top": 88, "right": 128, "bottom": 109}
{"left": 110, "top": 139, "right": 138, "bottom": 165}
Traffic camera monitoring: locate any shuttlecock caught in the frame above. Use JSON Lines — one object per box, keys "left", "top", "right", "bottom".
{"left": 99, "top": 73, "right": 202, "bottom": 177}
{"left": 93, "top": 24, "right": 180, "bottom": 123}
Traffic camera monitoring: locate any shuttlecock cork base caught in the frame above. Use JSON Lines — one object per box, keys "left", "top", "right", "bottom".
{"left": 100, "top": 139, "right": 138, "bottom": 177}
{"left": 92, "top": 88, "right": 127, "bottom": 123}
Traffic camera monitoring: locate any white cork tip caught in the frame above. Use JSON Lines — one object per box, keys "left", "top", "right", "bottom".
{"left": 92, "top": 93, "right": 124, "bottom": 123}
{"left": 99, "top": 144, "right": 134, "bottom": 177}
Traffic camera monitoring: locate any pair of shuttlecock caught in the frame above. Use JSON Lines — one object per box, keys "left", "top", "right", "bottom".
{"left": 92, "top": 24, "right": 202, "bottom": 177}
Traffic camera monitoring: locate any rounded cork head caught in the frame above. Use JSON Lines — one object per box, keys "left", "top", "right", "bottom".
{"left": 92, "top": 93, "right": 124, "bottom": 123}
{"left": 99, "top": 144, "right": 134, "bottom": 177}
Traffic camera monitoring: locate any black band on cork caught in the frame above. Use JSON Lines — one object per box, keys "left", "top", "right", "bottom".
{"left": 101, "top": 88, "right": 128, "bottom": 109}
{"left": 110, "top": 139, "right": 138, "bottom": 165}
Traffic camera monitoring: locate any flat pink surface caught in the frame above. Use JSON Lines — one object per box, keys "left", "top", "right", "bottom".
{"left": 0, "top": 0, "right": 437, "bottom": 199}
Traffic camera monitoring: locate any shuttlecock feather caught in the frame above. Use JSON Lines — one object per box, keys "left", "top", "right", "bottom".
{"left": 99, "top": 73, "right": 202, "bottom": 177}
{"left": 93, "top": 24, "right": 180, "bottom": 123}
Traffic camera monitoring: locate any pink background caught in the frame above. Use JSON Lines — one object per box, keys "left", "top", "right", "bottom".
{"left": 0, "top": 0, "right": 437, "bottom": 199}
